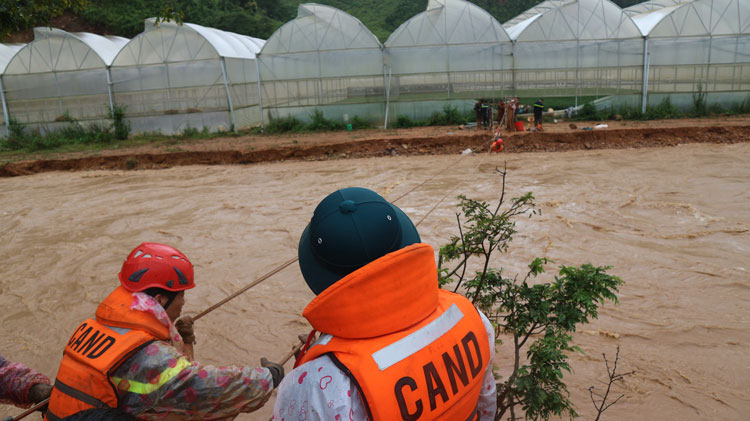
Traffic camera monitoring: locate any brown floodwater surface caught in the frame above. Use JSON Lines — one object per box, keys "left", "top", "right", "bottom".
{"left": 1, "top": 143, "right": 748, "bottom": 420}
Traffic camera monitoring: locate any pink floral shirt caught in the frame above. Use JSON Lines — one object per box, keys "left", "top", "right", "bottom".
{"left": 108, "top": 292, "right": 274, "bottom": 419}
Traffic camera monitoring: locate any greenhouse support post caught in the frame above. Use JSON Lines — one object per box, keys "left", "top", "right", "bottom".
{"left": 641, "top": 37, "right": 650, "bottom": 113}
{"left": 255, "top": 59, "right": 264, "bottom": 131}
{"left": 220, "top": 57, "right": 237, "bottom": 132}
{"left": 0, "top": 76, "right": 9, "bottom": 137}
{"left": 106, "top": 67, "right": 115, "bottom": 118}
{"left": 383, "top": 65, "right": 392, "bottom": 129}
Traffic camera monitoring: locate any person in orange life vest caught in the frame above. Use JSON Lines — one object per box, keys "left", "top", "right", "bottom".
{"left": 46, "top": 242, "right": 283, "bottom": 420}
{"left": 0, "top": 353, "right": 52, "bottom": 409}
{"left": 490, "top": 138, "right": 503, "bottom": 153}
{"left": 272, "top": 188, "right": 497, "bottom": 420}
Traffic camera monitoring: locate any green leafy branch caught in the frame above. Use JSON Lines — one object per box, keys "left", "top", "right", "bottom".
{"left": 438, "top": 166, "right": 623, "bottom": 420}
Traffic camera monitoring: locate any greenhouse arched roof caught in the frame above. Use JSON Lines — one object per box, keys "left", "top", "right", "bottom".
{"left": 0, "top": 44, "right": 24, "bottom": 74}
{"left": 260, "top": 3, "right": 381, "bottom": 55}
{"left": 503, "top": 0, "right": 574, "bottom": 29}
{"left": 623, "top": 0, "right": 687, "bottom": 16}
{"left": 4, "top": 28, "right": 128, "bottom": 74}
{"left": 113, "top": 18, "right": 263, "bottom": 66}
{"left": 506, "top": 0, "right": 642, "bottom": 41}
{"left": 385, "top": 0, "right": 510, "bottom": 47}
{"left": 629, "top": 0, "right": 750, "bottom": 37}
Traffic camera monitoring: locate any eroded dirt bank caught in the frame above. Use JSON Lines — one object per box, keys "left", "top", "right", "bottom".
{"left": 2, "top": 124, "right": 750, "bottom": 177}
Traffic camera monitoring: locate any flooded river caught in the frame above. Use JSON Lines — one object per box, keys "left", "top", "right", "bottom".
{"left": 1, "top": 142, "right": 748, "bottom": 420}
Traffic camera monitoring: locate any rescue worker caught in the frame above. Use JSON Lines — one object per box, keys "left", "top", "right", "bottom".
{"left": 474, "top": 99, "right": 483, "bottom": 130}
{"left": 490, "top": 137, "right": 503, "bottom": 153}
{"left": 273, "top": 187, "right": 497, "bottom": 420}
{"left": 481, "top": 100, "right": 491, "bottom": 129}
{"left": 46, "top": 242, "right": 283, "bottom": 420}
{"left": 0, "top": 354, "right": 52, "bottom": 408}
{"left": 533, "top": 98, "right": 544, "bottom": 131}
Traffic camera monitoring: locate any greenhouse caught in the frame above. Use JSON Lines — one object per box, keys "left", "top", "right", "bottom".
{"left": 257, "top": 4, "right": 385, "bottom": 125}
{"left": 506, "top": 0, "right": 644, "bottom": 103}
{"left": 1, "top": 28, "right": 128, "bottom": 133}
{"left": 383, "top": 0, "right": 512, "bottom": 121}
{"left": 626, "top": 0, "right": 750, "bottom": 108}
{"left": 1, "top": 0, "right": 749, "bottom": 136}
{"left": 110, "top": 19, "right": 264, "bottom": 134}
{"left": 0, "top": 43, "right": 24, "bottom": 136}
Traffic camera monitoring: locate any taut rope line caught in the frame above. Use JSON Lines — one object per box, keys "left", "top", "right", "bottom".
{"left": 192, "top": 153, "right": 472, "bottom": 320}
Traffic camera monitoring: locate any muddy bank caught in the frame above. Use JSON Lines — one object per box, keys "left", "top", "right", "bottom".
{"left": 2, "top": 125, "right": 750, "bottom": 177}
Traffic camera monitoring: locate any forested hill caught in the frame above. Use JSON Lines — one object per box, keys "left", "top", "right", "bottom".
{"left": 5, "top": 0, "right": 645, "bottom": 43}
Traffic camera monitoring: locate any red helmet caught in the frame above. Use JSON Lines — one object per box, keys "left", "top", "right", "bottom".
{"left": 118, "top": 242, "right": 195, "bottom": 292}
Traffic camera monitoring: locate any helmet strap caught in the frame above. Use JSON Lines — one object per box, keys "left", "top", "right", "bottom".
{"left": 162, "top": 292, "right": 178, "bottom": 311}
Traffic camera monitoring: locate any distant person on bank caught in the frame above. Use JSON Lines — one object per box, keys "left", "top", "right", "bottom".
{"left": 0, "top": 354, "right": 52, "bottom": 408}
{"left": 273, "top": 187, "right": 497, "bottom": 420}
{"left": 533, "top": 98, "right": 545, "bottom": 131}
{"left": 474, "top": 99, "right": 484, "bottom": 130}
{"left": 46, "top": 242, "right": 283, "bottom": 420}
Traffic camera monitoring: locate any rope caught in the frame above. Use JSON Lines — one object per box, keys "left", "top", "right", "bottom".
{"left": 192, "top": 153, "right": 469, "bottom": 321}
{"left": 192, "top": 257, "right": 298, "bottom": 321}
{"left": 390, "top": 154, "right": 467, "bottom": 204}
{"left": 4, "top": 399, "right": 49, "bottom": 421}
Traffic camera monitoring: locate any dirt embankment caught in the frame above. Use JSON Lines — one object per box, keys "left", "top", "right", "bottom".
{"left": 2, "top": 123, "right": 750, "bottom": 177}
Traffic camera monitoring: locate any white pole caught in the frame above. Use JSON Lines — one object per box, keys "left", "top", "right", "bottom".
{"left": 383, "top": 65, "right": 391, "bottom": 129}
{"left": 106, "top": 67, "right": 115, "bottom": 118}
{"left": 0, "top": 77, "right": 9, "bottom": 137}
{"left": 641, "top": 37, "right": 650, "bottom": 113}
{"left": 220, "top": 57, "right": 237, "bottom": 132}
{"left": 255, "top": 58, "right": 264, "bottom": 132}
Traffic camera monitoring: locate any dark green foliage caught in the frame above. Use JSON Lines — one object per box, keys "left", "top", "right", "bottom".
{"left": 1, "top": 0, "right": 87, "bottom": 40}
{"left": 76, "top": 0, "right": 285, "bottom": 39}
{"left": 0, "top": 108, "right": 129, "bottom": 151}
{"left": 393, "top": 114, "right": 421, "bottom": 129}
{"left": 731, "top": 95, "right": 750, "bottom": 114}
{"left": 265, "top": 114, "right": 305, "bottom": 133}
{"left": 427, "top": 104, "right": 467, "bottom": 126}
{"left": 308, "top": 109, "right": 346, "bottom": 132}
{"left": 691, "top": 83, "right": 708, "bottom": 117}
{"left": 350, "top": 115, "right": 372, "bottom": 130}
{"left": 438, "top": 168, "right": 622, "bottom": 420}
{"left": 112, "top": 105, "right": 130, "bottom": 140}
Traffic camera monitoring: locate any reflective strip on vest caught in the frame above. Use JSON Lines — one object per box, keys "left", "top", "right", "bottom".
{"left": 371, "top": 303, "right": 464, "bottom": 371}
{"left": 111, "top": 357, "right": 191, "bottom": 395}
{"left": 53, "top": 378, "right": 108, "bottom": 409}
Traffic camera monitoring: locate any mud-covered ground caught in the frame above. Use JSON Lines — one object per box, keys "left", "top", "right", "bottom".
{"left": 2, "top": 116, "right": 750, "bottom": 177}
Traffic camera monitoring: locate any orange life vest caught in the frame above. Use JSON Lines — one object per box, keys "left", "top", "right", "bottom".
{"left": 45, "top": 286, "right": 170, "bottom": 420}
{"left": 297, "top": 243, "right": 490, "bottom": 420}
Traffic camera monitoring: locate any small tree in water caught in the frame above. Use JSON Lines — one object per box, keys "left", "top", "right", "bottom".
{"left": 438, "top": 165, "right": 623, "bottom": 420}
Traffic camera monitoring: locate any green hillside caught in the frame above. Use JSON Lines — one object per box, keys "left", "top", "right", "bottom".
{"left": 4, "top": 0, "right": 646, "bottom": 43}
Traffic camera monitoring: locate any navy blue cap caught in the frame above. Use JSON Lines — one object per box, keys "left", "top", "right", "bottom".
{"left": 298, "top": 187, "right": 420, "bottom": 295}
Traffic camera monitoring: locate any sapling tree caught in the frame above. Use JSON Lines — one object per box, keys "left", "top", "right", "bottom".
{"left": 438, "top": 165, "right": 623, "bottom": 420}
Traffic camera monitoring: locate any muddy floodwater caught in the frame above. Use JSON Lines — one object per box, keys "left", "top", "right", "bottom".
{"left": 1, "top": 143, "right": 748, "bottom": 420}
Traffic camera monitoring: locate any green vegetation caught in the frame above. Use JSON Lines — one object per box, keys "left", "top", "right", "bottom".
{"left": 393, "top": 105, "right": 472, "bottom": 129}
{"left": 438, "top": 168, "right": 623, "bottom": 420}
{"left": 263, "top": 109, "right": 374, "bottom": 134}
{"left": 572, "top": 95, "right": 750, "bottom": 121}
{"left": 1, "top": 0, "right": 86, "bottom": 39}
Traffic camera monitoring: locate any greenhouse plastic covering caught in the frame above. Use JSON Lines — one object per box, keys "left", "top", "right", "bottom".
{"left": 257, "top": 3, "right": 384, "bottom": 121}
{"left": 383, "top": 0, "right": 512, "bottom": 111}
{"left": 111, "top": 19, "right": 264, "bottom": 133}
{"left": 1, "top": 0, "right": 749, "bottom": 135}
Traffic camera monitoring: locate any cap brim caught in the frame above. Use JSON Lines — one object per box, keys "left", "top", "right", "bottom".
{"left": 298, "top": 203, "right": 420, "bottom": 295}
